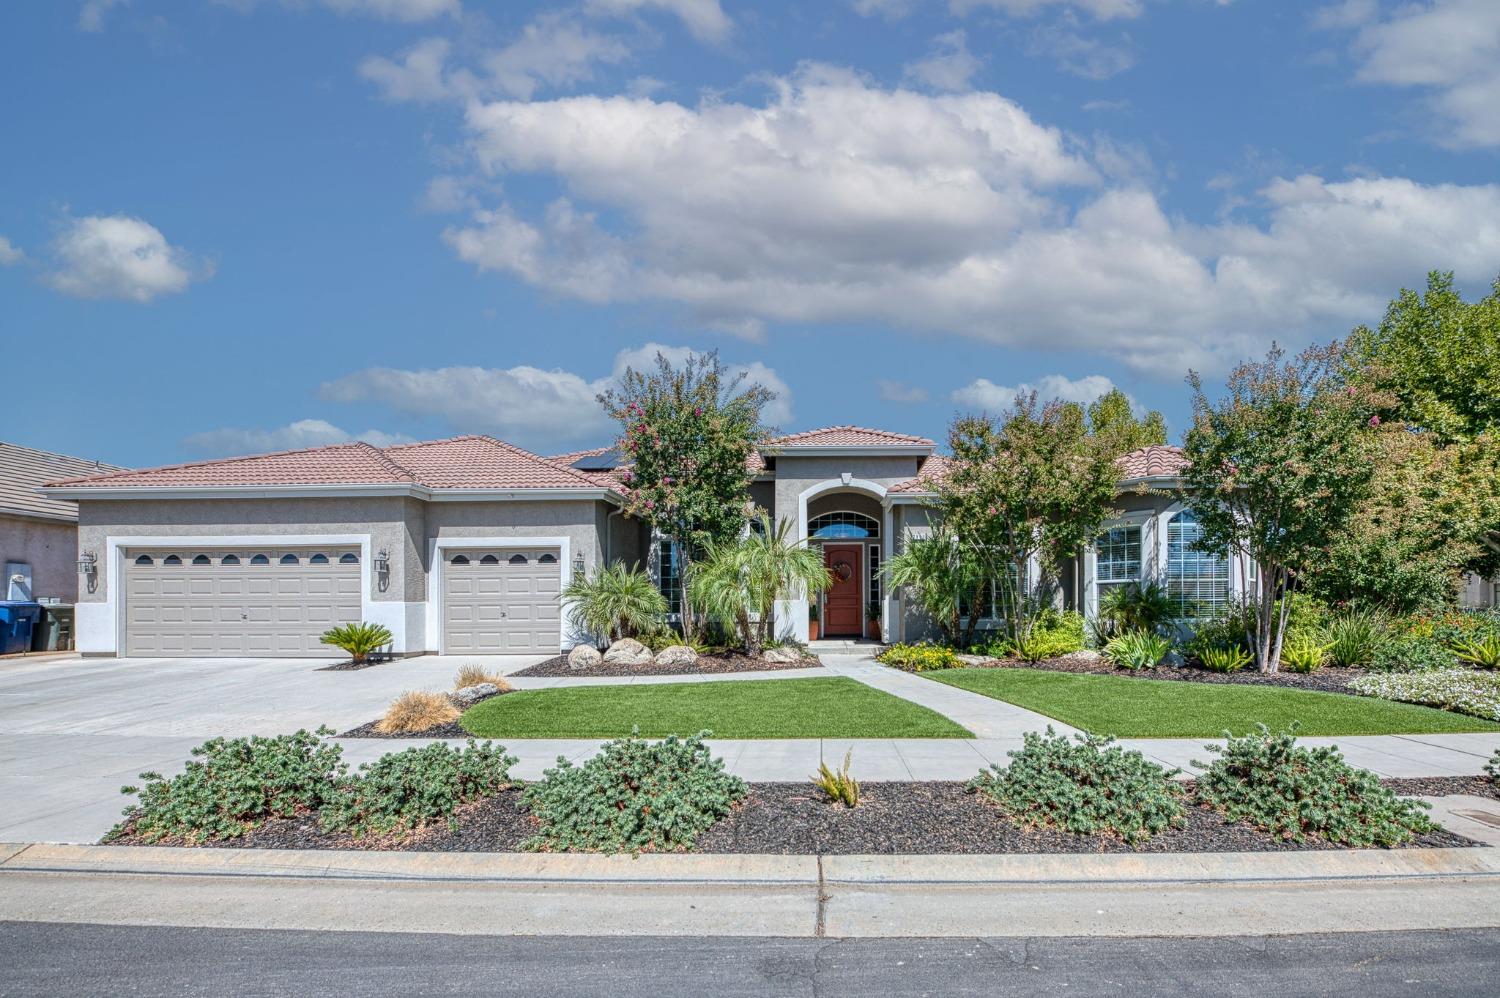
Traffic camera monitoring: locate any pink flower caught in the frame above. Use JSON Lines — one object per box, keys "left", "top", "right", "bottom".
{"left": 1369, "top": 415, "right": 1381, "bottom": 427}
{"left": 695, "top": 406, "right": 703, "bottom": 416}
{"left": 987, "top": 506, "right": 997, "bottom": 515}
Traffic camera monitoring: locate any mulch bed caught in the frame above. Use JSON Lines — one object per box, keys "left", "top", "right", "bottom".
{"left": 107, "top": 780, "right": 1482, "bottom": 853}
{"left": 337, "top": 689, "right": 510, "bottom": 739}
{"left": 975, "top": 653, "right": 1362, "bottom": 694}
{"left": 511, "top": 650, "right": 821, "bottom": 679}
{"left": 1381, "top": 776, "right": 1500, "bottom": 801}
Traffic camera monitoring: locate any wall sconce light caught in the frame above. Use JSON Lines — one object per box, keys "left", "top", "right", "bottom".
{"left": 373, "top": 549, "right": 390, "bottom": 574}
{"left": 77, "top": 551, "right": 98, "bottom": 594}
{"left": 572, "top": 553, "right": 586, "bottom": 578}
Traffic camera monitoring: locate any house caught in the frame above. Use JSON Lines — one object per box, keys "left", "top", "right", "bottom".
{"left": 1, "top": 442, "right": 126, "bottom": 605}
{"left": 41, "top": 428, "right": 1252, "bottom": 658}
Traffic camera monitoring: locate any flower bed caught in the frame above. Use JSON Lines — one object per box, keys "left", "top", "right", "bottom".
{"left": 1349, "top": 669, "right": 1500, "bottom": 721}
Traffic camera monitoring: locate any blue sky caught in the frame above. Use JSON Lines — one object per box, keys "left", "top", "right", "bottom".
{"left": 3, "top": 0, "right": 1498, "bottom": 468}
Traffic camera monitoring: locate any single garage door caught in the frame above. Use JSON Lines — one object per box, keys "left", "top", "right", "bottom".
{"left": 124, "top": 547, "right": 361, "bottom": 657}
{"left": 443, "top": 548, "right": 561, "bottom": 654}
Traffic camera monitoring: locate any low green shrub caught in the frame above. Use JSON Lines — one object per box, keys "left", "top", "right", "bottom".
{"left": 1453, "top": 634, "right": 1500, "bottom": 669}
{"left": 1349, "top": 669, "right": 1500, "bottom": 722}
{"left": 1092, "top": 581, "right": 1177, "bottom": 644}
{"left": 812, "top": 750, "right": 860, "bottom": 808}
{"left": 109, "top": 728, "right": 346, "bottom": 844}
{"left": 1279, "top": 634, "right": 1329, "bottom": 674}
{"left": 1198, "top": 645, "right": 1252, "bottom": 673}
{"left": 320, "top": 740, "right": 517, "bottom": 838}
{"left": 1487, "top": 748, "right": 1500, "bottom": 783}
{"left": 1194, "top": 724, "right": 1436, "bottom": 847}
{"left": 1324, "top": 610, "right": 1387, "bottom": 669}
{"left": 319, "top": 621, "right": 393, "bottom": 664}
{"left": 1185, "top": 603, "right": 1253, "bottom": 660}
{"left": 1431, "top": 609, "right": 1500, "bottom": 649}
{"left": 877, "top": 642, "right": 961, "bottom": 672}
{"left": 1013, "top": 610, "right": 1086, "bottom": 661}
{"left": 1367, "top": 634, "right": 1458, "bottom": 673}
{"left": 1103, "top": 629, "right": 1172, "bottom": 670}
{"left": 522, "top": 732, "right": 746, "bottom": 853}
{"left": 968, "top": 728, "right": 1185, "bottom": 843}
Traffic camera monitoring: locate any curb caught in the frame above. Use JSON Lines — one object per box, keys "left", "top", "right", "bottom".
{"left": 4, "top": 842, "right": 1498, "bottom": 887}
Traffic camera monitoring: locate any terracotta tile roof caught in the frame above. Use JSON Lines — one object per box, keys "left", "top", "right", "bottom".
{"left": 548, "top": 445, "right": 768, "bottom": 481}
{"left": 1116, "top": 445, "right": 1190, "bottom": 480}
{"left": 386, "top": 436, "right": 604, "bottom": 489}
{"left": 888, "top": 455, "right": 951, "bottom": 494}
{"left": 2, "top": 442, "right": 127, "bottom": 520}
{"left": 765, "top": 425, "right": 934, "bottom": 448}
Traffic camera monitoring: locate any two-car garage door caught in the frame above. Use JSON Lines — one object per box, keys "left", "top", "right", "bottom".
{"left": 124, "top": 547, "right": 361, "bottom": 657}
{"left": 442, "top": 548, "right": 561, "bottom": 654}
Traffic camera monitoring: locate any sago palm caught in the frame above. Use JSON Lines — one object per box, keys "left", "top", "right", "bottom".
{"left": 319, "top": 621, "right": 393, "bottom": 664}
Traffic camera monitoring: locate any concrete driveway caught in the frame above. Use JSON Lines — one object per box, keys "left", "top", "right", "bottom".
{"left": 0, "top": 653, "right": 547, "bottom": 843}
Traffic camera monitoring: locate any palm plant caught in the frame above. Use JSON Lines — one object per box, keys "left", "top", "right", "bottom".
{"left": 688, "top": 515, "right": 832, "bottom": 656}
{"left": 882, "top": 525, "right": 982, "bottom": 646}
{"left": 560, "top": 561, "right": 668, "bottom": 646}
{"left": 319, "top": 621, "right": 393, "bottom": 664}
{"left": 1093, "top": 581, "right": 1177, "bottom": 643}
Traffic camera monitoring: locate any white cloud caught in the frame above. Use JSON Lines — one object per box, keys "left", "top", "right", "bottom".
{"left": 319, "top": 343, "right": 793, "bottom": 449}
{"left": 438, "top": 67, "right": 1500, "bottom": 377}
{"left": 0, "top": 237, "right": 23, "bottom": 266}
{"left": 78, "top": 0, "right": 125, "bottom": 32}
{"left": 482, "top": 13, "right": 632, "bottom": 101}
{"left": 877, "top": 379, "right": 929, "bottom": 404}
{"left": 586, "top": 0, "right": 733, "bottom": 43}
{"left": 184, "top": 419, "right": 413, "bottom": 456}
{"left": 851, "top": 0, "right": 915, "bottom": 18}
{"left": 1331, "top": 0, "right": 1500, "bottom": 148}
{"left": 903, "top": 30, "right": 982, "bottom": 92}
{"left": 45, "top": 215, "right": 205, "bottom": 303}
{"left": 953, "top": 0, "right": 1144, "bottom": 20}
{"left": 1027, "top": 24, "right": 1136, "bottom": 79}
{"left": 359, "top": 37, "right": 451, "bottom": 102}
{"left": 952, "top": 373, "right": 1120, "bottom": 411}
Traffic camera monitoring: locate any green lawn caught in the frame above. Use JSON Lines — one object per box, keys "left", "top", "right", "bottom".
{"left": 460, "top": 676, "right": 973, "bottom": 739}
{"left": 925, "top": 668, "right": 1500, "bottom": 738}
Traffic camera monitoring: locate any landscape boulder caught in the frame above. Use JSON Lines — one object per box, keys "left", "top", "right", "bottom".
{"left": 448, "top": 682, "right": 500, "bottom": 707}
{"left": 654, "top": 645, "right": 699, "bottom": 668}
{"left": 762, "top": 646, "right": 804, "bottom": 664}
{"left": 602, "top": 638, "right": 654, "bottom": 666}
{"left": 567, "top": 644, "right": 603, "bottom": 670}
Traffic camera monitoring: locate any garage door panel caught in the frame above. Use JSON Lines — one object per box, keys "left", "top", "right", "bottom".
{"left": 125, "top": 547, "right": 361, "bottom": 658}
{"left": 442, "top": 548, "right": 561, "bottom": 655}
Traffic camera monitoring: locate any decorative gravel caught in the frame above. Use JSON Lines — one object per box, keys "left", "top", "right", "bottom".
{"left": 1380, "top": 776, "right": 1500, "bottom": 801}
{"left": 976, "top": 653, "right": 1361, "bottom": 694}
{"left": 512, "top": 650, "right": 821, "bottom": 678}
{"left": 337, "top": 689, "right": 510, "bottom": 739}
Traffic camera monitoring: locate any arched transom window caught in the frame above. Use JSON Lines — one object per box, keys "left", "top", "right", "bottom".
{"left": 809, "top": 511, "right": 880, "bottom": 540}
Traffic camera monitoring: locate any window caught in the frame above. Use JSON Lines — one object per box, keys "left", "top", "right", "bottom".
{"left": 162, "top": 555, "right": 182, "bottom": 566}
{"left": 868, "top": 545, "right": 882, "bottom": 606}
{"left": 959, "top": 561, "right": 1028, "bottom": 622}
{"left": 134, "top": 555, "right": 154, "bottom": 566}
{"left": 191, "top": 555, "right": 211, "bottom": 566}
{"left": 538, "top": 553, "right": 557, "bottom": 564}
{"left": 221, "top": 554, "right": 240, "bottom": 565}
{"left": 480, "top": 554, "right": 500, "bottom": 565}
{"left": 309, "top": 554, "right": 329, "bottom": 564}
{"left": 250, "top": 554, "right": 270, "bottom": 565}
{"left": 508, "top": 554, "right": 528, "bottom": 565}
{"left": 1166, "top": 509, "right": 1229, "bottom": 616}
{"left": 280, "top": 554, "right": 300, "bottom": 565}
{"left": 809, "top": 511, "right": 879, "bottom": 539}
{"left": 451, "top": 554, "right": 470, "bottom": 566}
{"left": 1095, "top": 525, "right": 1142, "bottom": 584}
{"left": 656, "top": 539, "right": 682, "bottom": 616}
{"left": 339, "top": 553, "right": 359, "bottom": 564}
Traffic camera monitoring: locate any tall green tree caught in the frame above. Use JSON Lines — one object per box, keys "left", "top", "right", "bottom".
{"left": 598, "top": 351, "right": 774, "bottom": 641}
{"left": 1088, "top": 388, "right": 1168, "bottom": 456}
{"left": 1184, "top": 342, "right": 1387, "bottom": 673}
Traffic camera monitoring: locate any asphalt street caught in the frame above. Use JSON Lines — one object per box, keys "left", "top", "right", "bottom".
{"left": 5, "top": 922, "right": 1498, "bottom": 997}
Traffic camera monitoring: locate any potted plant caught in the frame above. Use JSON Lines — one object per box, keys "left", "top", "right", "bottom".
{"left": 808, "top": 603, "right": 820, "bottom": 641}
{"left": 865, "top": 602, "right": 882, "bottom": 640}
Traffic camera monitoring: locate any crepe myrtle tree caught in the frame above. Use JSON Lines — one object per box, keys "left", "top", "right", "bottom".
{"left": 1184, "top": 341, "right": 1388, "bottom": 674}
{"left": 598, "top": 350, "right": 774, "bottom": 642}
{"left": 937, "top": 396, "right": 1122, "bottom": 648}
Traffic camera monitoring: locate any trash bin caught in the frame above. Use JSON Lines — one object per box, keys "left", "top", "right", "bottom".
{"left": 37, "top": 605, "right": 74, "bottom": 651}
{"left": 0, "top": 602, "right": 42, "bottom": 655}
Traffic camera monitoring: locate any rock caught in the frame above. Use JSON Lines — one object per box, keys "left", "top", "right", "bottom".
{"left": 762, "top": 645, "right": 804, "bottom": 664}
{"left": 956, "top": 654, "right": 989, "bottom": 666}
{"left": 602, "top": 638, "right": 654, "bottom": 666}
{"left": 653, "top": 644, "right": 699, "bottom": 667}
{"left": 567, "top": 644, "right": 603, "bottom": 670}
{"left": 449, "top": 682, "right": 499, "bottom": 706}
{"left": 1162, "top": 649, "right": 1184, "bottom": 668}
{"left": 1063, "top": 649, "right": 1103, "bottom": 663}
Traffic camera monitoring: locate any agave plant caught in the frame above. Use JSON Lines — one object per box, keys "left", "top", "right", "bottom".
{"left": 319, "top": 621, "right": 394, "bottom": 664}
{"left": 560, "top": 562, "right": 668, "bottom": 646}
{"left": 1103, "top": 629, "right": 1172, "bottom": 671}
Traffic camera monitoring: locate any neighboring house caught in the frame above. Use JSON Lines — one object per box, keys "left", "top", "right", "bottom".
{"left": 40, "top": 427, "right": 1253, "bottom": 658}
{"left": 1, "top": 442, "right": 126, "bottom": 605}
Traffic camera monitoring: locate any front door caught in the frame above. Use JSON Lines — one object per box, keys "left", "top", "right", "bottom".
{"left": 822, "top": 544, "right": 862, "bottom": 636}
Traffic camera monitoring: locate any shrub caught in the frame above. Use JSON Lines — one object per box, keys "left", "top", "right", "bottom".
{"left": 1324, "top": 609, "right": 1387, "bottom": 668}
{"left": 1092, "top": 581, "right": 1177, "bottom": 643}
{"left": 375, "top": 691, "right": 460, "bottom": 734}
{"left": 1185, "top": 600, "right": 1254, "bottom": 659}
{"left": 968, "top": 728, "right": 1185, "bottom": 844}
{"left": 1199, "top": 645, "right": 1252, "bottom": 673}
{"left": 1279, "top": 634, "right": 1329, "bottom": 674}
{"left": 1013, "top": 609, "right": 1086, "bottom": 661}
{"left": 523, "top": 732, "right": 746, "bottom": 853}
{"left": 877, "top": 642, "right": 961, "bottom": 672}
{"left": 1367, "top": 634, "right": 1458, "bottom": 673}
{"left": 109, "top": 728, "right": 345, "bottom": 844}
{"left": 454, "top": 664, "right": 513, "bottom": 691}
{"left": 1487, "top": 748, "right": 1500, "bottom": 783}
{"left": 1194, "top": 724, "right": 1436, "bottom": 847}
{"left": 812, "top": 750, "right": 860, "bottom": 808}
{"left": 1349, "top": 669, "right": 1500, "bottom": 721}
{"left": 1431, "top": 609, "right": 1500, "bottom": 649}
{"left": 319, "top": 622, "right": 393, "bottom": 664}
{"left": 1103, "top": 629, "right": 1172, "bottom": 670}
{"left": 1453, "top": 634, "right": 1500, "bottom": 669}
{"left": 561, "top": 562, "right": 668, "bottom": 646}
{"left": 320, "top": 740, "right": 517, "bottom": 838}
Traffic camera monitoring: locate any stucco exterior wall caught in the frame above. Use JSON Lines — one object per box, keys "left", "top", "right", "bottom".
{"left": 0, "top": 514, "right": 78, "bottom": 603}
{"left": 426, "top": 499, "right": 606, "bottom": 571}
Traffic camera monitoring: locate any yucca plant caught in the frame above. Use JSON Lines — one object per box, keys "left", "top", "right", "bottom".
{"left": 560, "top": 561, "right": 668, "bottom": 646}
{"left": 1453, "top": 633, "right": 1500, "bottom": 669}
{"left": 1103, "top": 629, "right": 1172, "bottom": 670}
{"left": 812, "top": 750, "right": 860, "bottom": 808}
{"left": 1199, "top": 645, "right": 1252, "bottom": 673}
{"left": 1279, "top": 634, "right": 1330, "bottom": 674}
{"left": 319, "top": 621, "right": 393, "bottom": 664}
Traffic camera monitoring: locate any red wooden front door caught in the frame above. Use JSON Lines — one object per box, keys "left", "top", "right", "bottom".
{"left": 822, "top": 544, "right": 863, "bottom": 636}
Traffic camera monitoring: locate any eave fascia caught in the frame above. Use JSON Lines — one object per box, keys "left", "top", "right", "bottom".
{"left": 42, "top": 484, "right": 625, "bottom": 504}
{"left": 762, "top": 446, "right": 933, "bottom": 458}
{"left": 0, "top": 504, "right": 79, "bottom": 525}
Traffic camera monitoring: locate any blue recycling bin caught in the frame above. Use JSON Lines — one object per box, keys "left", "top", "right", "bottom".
{"left": 0, "top": 602, "right": 42, "bottom": 655}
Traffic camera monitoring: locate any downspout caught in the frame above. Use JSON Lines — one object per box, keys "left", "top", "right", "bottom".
{"left": 606, "top": 506, "right": 627, "bottom": 567}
